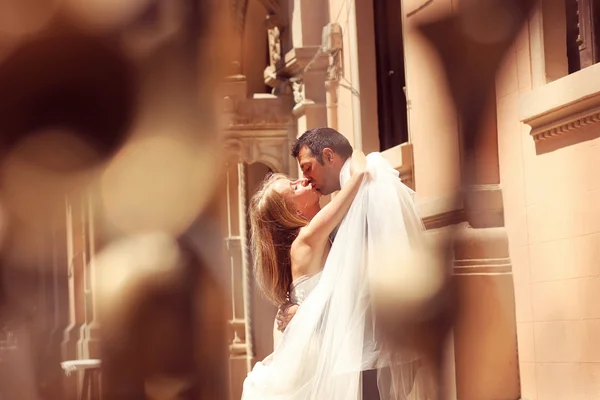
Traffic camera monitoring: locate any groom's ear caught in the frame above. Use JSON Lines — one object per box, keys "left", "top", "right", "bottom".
{"left": 322, "top": 148, "right": 334, "bottom": 164}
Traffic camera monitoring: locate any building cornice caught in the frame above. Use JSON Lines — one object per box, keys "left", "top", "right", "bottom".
{"left": 520, "top": 62, "right": 600, "bottom": 141}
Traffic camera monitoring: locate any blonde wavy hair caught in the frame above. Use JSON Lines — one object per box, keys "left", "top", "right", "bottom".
{"left": 249, "top": 173, "right": 308, "bottom": 306}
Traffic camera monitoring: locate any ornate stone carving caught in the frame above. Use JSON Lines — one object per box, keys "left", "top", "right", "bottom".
{"left": 529, "top": 110, "right": 600, "bottom": 141}
{"left": 326, "top": 51, "right": 343, "bottom": 83}
{"left": 259, "top": 0, "right": 286, "bottom": 76}
{"left": 261, "top": 4, "right": 287, "bottom": 89}
{"left": 236, "top": 163, "right": 254, "bottom": 370}
{"left": 267, "top": 25, "right": 282, "bottom": 67}
{"left": 222, "top": 95, "right": 293, "bottom": 129}
{"left": 224, "top": 136, "right": 289, "bottom": 173}
{"left": 221, "top": 95, "right": 293, "bottom": 173}
{"left": 292, "top": 80, "right": 305, "bottom": 105}
{"left": 520, "top": 62, "right": 600, "bottom": 142}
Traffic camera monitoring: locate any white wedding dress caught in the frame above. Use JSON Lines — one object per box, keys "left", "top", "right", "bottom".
{"left": 242, "top": 153, "right": 428, "bottom": 400}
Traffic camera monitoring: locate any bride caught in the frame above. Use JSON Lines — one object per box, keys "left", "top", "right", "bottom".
{"left": 244, "top": 148, "right": 426, "bottom": 399}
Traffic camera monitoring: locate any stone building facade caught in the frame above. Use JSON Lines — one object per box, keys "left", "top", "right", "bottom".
{"left": 223, "top": 0, "right": 600, "bottom": 399}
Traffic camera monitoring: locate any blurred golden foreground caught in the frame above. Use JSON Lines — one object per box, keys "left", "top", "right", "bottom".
{"left": 0, "top": 0, "right": 541, "bottom": 399}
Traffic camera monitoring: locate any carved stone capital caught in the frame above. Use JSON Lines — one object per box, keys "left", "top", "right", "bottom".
{"left": 267, "top": 25, "right": 282, "bottom": 68}
{"left": 292, "top": 80, "right": 305, "bottom": 104}
{"left": 224, "top": 133, "right": 290, "bottom": 173}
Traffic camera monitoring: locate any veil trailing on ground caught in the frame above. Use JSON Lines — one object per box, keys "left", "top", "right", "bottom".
{"left": 242, "top": 153, "right": 427, "bottom": 400}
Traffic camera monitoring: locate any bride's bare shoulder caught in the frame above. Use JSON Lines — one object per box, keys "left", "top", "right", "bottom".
{"left": 290, "top": 234, "right": 311, "bottom": 278}
{"left": 290, "top": 230, "right": 326, "bottom": 279}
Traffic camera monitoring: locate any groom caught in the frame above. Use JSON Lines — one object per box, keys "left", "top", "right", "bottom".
{"left": 276, "top": 126, "right": 352, "bottom": 330}
{"left": 276, "top": 126, "right": 351, "bottom": 328}
{"left": 276, "top": 126, "right": 382, "bottom": 399}
{"left": 293, "top": 127, "right": 353, "bottom": 196}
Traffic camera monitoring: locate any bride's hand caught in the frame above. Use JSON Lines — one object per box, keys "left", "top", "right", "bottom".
{"left": 350, "top": 149, "right": 367, "bottom": 176}
{"left": 276, "top": 303, "right": 298, "bottom": 332}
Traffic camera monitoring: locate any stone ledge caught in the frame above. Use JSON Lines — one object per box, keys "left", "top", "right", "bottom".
{"left": 417, "top": 192, "right": 464, "bottom": 230}
{"left": 277, "top": 46, "right": 329, "bottom": 78}
{"left": 415, "top": 185, "right": 504, "bottom": 230}
{"left": 422, "top": 208, "right": 465, "bottom": 231}
{"left": 292, "top": 99, "right": 324, "bottom": 116}
{"left": 520, "top": 63, "right": 600, "bottom": 142}
{"left": 61, "top": 359, "right": 101, "bottom": 376}
{"left": 264, "top": 46, "right": 329, "bottom": 88}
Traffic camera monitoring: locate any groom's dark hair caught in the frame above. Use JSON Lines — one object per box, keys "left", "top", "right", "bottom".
{"left": 291, "top": 127, "right": 353, "bottom": 165}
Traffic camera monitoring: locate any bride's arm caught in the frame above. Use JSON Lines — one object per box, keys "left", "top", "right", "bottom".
{"left": 296, "top": 149, "right": 367, "bottom": 248}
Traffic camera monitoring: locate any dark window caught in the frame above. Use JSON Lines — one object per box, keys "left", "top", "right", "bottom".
{"left": 566, "top": 0, "right": 600, "bottom": 73}
{"left": 373, "top": 0, "right": 409, "bottom": 151}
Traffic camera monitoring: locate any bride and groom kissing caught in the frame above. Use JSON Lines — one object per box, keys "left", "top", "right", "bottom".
{"left": 243, "top": 127, "right": 428, "bottom": 399}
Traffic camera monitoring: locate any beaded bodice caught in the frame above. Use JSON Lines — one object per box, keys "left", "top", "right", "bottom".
{"left": 289, "top": 271, "right": 322, "bottom": 305}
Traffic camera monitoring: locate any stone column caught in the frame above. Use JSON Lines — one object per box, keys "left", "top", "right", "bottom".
{"left": 453, "top": 227, "right": 519, "bottom": 399}
{"left": 452, "top": 94, "right": 519, "bottom": 399}
{"left": 62, "top": 196, "right": 84, "bottom": 360}
{"left": 221, "top": 0, "right": 250, "bottom": 101}
{"left": 82, "top": 192, "right": 100, "bottom": 358}
{"left": 17, "top": 213, "right": 70, "bottom": 400}
{"left": 266, "top": 0, "right": 329, "bottom": 166}
{"left": 76, "top": 195, "right": 91, "bottom": 361}
{"left": 237, "top": 162, "right": 254, "bottom": 371}
{"left": 61, "top": 195, "right": 87, "bottom": 398}
{"left": 228, "top": 0, "right": 249, "bottom": 77}
{"left": 225, "top": 161, "right": 254, "bottom": 399}
{"left": 58, "top": 192, "right": 98, "bottom": 396}
{"left": 288, "top": 51, "right": 329, "bottom": 170}
{"left": 40, "top": 209, "right": 70, "bottom": 399}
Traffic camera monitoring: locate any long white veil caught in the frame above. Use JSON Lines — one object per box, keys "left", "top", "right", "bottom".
{"left": 242, "top": 152, "right": 427, "bottom": 400}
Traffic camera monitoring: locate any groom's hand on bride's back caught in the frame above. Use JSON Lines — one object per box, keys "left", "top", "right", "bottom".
{"left": 276, "top": 303, "right": 299, "bottom": 332}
